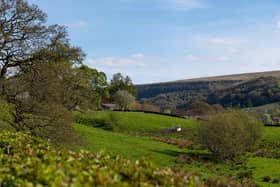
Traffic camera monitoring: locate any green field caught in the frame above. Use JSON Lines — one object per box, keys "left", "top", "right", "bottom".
{"left": 75, "top": 111, "right": 197, "bottom": 133}
{"left": 247, "top": 157, "right": 280, "bottom": 187}
{"left": 264, "top": 127, "right": 280, "bottom": 144}
{"left": 74, "top": 111, "right": 280, "bottom": 186}
{"left": 75, "top": 124, "right": 188, "bottom": 166}
{"left": 75, "top": 111, "right": 198, "bottom": 166}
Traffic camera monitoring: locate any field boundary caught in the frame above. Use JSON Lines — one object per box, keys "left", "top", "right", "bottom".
{"left": 113, "top": 110, "right": 186, "bottom": 119}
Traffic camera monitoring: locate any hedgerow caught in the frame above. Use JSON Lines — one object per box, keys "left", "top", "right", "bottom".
{"left": 0, "top": 132, "right": 255, "bottom": 186}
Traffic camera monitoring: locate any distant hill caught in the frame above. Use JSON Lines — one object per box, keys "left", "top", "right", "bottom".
{"left": 136, "top": 71, "right": 280, "bottom": 110}
{"left": 207, "top": 76, "right": 280, "bottom": 107}
{"left": 176, "top": 71, "right": 280, "bottom": 83}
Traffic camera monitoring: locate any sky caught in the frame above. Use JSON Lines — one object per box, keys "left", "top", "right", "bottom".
{"left": 27, "top": 0, "right": 280, "bottom": 84}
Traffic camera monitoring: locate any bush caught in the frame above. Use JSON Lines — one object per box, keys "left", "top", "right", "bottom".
{"left": 0, "top": 98, "right": 15, "bottom": 132}
{"left": 236, "top": 170, "right": 253, "bottom": 179}
{"left": 74, "top": 112, "right": 119, "bottom": 131}
{"left": 0, "top": 132, "right": 199, "bottom": 187}
{"left": 22, "top": 103, "right": 78, "bottom": 145}
{"left": 197, "top": 110, "right": 263, "bottom": 160}
{"left": 188, "top": 101, "right": 215, "bottom": 116}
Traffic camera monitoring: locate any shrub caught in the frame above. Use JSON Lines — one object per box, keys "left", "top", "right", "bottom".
{"left": 197, "top": 110, "right": 263, "bottom": 160}
{"left": 21, "top": 103, "right": 78, "bottom": 145}
{"left": 0, "top": 132, "right": 200, "bottom": 187}
{"left": 236, "top": 170, "right": 253, "bottom": 179}
{"left": 74, "top": 112, "right": 119, "bottom": 131}
{"left": 188, "top": 101, "right": 215, "bottom": 116}
{"left": 262, "top": 176, "right": 271, "bottom": 182}
{"left": 0, "top": 98, "right": 15, "bottom": 132}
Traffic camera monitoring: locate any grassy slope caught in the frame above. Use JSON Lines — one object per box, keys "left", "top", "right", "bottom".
{"left": 264, "top": 127, "right": 280, "bottom": 144}
{"left": 75, "top": 124, "right": 187, "bottom": 166}
{"left": 76, "top": 111, "right": 197, "bottom": 132}
{"left": 75, "top": 111, "right": 280, "bottom": 185}
{"left": 247, "top": 157, "right": 280, "bottom": 187}
{"left": 75, "top": 111, "right": 197, "bottom": 166}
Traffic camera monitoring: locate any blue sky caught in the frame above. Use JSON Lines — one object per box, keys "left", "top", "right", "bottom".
{"left": 27, "top": 0, "right": 280, "bottom": 84}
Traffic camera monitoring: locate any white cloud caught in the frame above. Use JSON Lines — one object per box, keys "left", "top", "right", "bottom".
{"left": 64, "top": 20, "right": 88, "bottom": 29}
{"left": 88, "top": 55, "right": 146, "bottom": 68}
{"left": 190, "top": 35, "right": 280, "bottom": 71}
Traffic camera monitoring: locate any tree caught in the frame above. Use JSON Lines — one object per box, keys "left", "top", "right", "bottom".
{"left": 113, "top": 90, "right": 135, "bottom": 110}
{"left": 0, "top": 0, "right": 87, "bottom": 144}
{"left": 197, "top": 110, "right": 263, "bottom": 160}
{"left": 0, "top": 0, "right": 84, "bottom": 80}
{"left": 110, "top": 73, "right": 136, "bottom": 97}
{"left": 72, "top": 65, "right": 108, "bottom": 110}
{"left": 4, "top": 60, "right": 109, "bottom": 142}
{"left": 212, "top": 104, "right": 224, "bottom": 113}
{"left": 188, "top": 101, "right": 215, "bottom": 116}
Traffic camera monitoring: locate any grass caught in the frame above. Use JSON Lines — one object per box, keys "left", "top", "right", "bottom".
{"left": 75, "top": 123, "right": 188, "bottom": 166}
{"left": 75, "top": 111, "right": 197, "bottom": 133}
{"left": 263, "top": 127, "right": 280, "bottom": 144}
{"left": 74, "top": 111, "right": 280, "bottom": 185}
{"left": 247, "top": 157, "right": 280, "bottom": 187}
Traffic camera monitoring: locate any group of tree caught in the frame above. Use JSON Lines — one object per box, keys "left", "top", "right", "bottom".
{"left": 0, "top": 0, "right": 136, "bottom": 143}
{"left": 108, "top": 73, "right": 136, "bottom": 110}
{"left": 207, "top": 76, "right": 280, "bottom": 108}
{"left": 187, "top": 101, "right": 224, "bottom": 117}
{"left": 137, "top": 76, "right": 280, "bottom": 110}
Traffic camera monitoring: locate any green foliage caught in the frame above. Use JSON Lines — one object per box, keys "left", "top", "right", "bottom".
{"left": 163, "top": 108, "right": 172, "bottom": 114}
{"left": 188, "top": 101, "right": 215, "bottom": 116}
{"left": 114, "top": 90, "right": 135, "bottom": 110}
{"left": 137, "top": 75, "right": 280, "bottom": 110}
{"left": 137, "top": 80, "right": 239, "bottom": 109}
{"left": 75, "top": 65, "right": 108, "bottom": 110}
{"left": 264, "top": 113, "right": 273, "bottom": 124}
{"left": 0, "top": 0, "right": 110, "bottom": 144}
{"left": 0, "top": 131, "right": 205, "bottom": 187}
{"left": 209, "top": 77, "right": 280, "bottom": 108}
{"left": 245, "top": 103, "right": 280, "bottom": 124}
{"left": 110, "top": 73, "right": 137, "bottom": 97}
{"left": 75, "top": 111, "right": 120, "bottom": 131}
{"left": 22, "top": 103, "right": 78, "bottom": 145}
{"left": 14, "top": 61, "right": 106, "bottom": 112}
{"left": 198, "top": 110, "right": 263, "bottom": 160}
{"left": 0, "top": 98, "right": 15, "bottom": 131}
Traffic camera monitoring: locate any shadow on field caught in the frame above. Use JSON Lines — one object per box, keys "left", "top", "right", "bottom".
{"left": 150, "top": 149, "right": 187, "bottom": 157}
